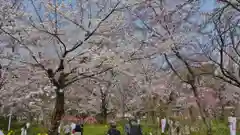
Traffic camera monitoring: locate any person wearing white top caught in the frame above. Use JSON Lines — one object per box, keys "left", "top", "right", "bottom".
{"left": 228, "top": 116, "right": 237, "bottom": 135}
{"left": 21, "top": 126, "right": 27, "bottom": 135}
{"left": 161, "top": 118, "right": 166, "bottom": 133}
{"left": 21, "top": 122, "right": 30, "bottom": 135}
{"left": 0, "top": 130, "right": 4, "bottom": 135}
{"left": 26, "top": 123, "right": 30, "bottom": 129}
{"left": 58, "top": 125, "right": 61, "bottom": 135}
{"left": 71, "top": 122, "right": 76, "bottom": 129}
{"left": 71, "top": 122, "right": 76, "bottom": 134}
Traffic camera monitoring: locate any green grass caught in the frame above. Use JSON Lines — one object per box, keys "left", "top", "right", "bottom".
{"left": 83, "top": 124, "right": 109, "bottom": 135}
{"left": 0, "top": 117, "right": 23, "bottom": 134}
{"left": 65, "top": 124, "right": 153, "bottom": 135}
{"left": 1, "top": 119, "right": 240, "bottom": 135}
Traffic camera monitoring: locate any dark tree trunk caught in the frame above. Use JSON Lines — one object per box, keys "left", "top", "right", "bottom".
{"left": 219, "top": 106, "right": 225, "bottom": 121}
{"left": 121, "top": 104, "right": 125, "bottom": 120}
{"left": 28, "top": 114, "right": 33, "bottom": 122}
{"left": 101, "top": 95, "right": 108, "bottom": 124}
{"left": 48, "top": 91, "right": 64, "bottom": 135}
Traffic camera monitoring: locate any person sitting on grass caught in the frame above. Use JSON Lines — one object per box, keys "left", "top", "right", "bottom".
{"left": 107, "top": 121, "right": 121, "bottom": 135}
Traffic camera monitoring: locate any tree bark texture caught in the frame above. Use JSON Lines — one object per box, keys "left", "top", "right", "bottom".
{"left": 48, "top": 92, "right": 64, "bottom": 135}
{"left": 101, "top": 95, "right": 108, "bottom": 124}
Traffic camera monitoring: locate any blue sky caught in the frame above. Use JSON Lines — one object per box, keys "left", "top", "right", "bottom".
{"left": 200, "top": 0, "right": 217, "bottom": 12}
{"left": 23, "top": 0, "right": 77, "bottom": 21}
{"left": 133, "top": 0, "right": 218, "bottom": 29}
{"left": 21, "top": 0, "right": 219, "bottom": 68}
{"left": 23, "top": 0, "right": 218, "bottom": 24}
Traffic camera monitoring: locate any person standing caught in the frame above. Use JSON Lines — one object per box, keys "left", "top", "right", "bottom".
{"left": 21, "top": 123, "right": 27, "bottom": 135}
{"left": 0, "top": 129, "right": 4, "bottom": 135}
{"left": 26, "top": 123, "right": 30, "bottom": 129}
{"left": 71, "top": 122, "right": 76, "bottom": 134}
{"left": 228, "top": 112, "right": 237, "bottom": 135}
{"left": 161, "top": 118, "right": 166, "bottom": 134}
{"left": 129, "top": 118, "right": 143, "bottom": 135}
{"left": 124, "top": 120, "right": 130, "bottom": 135}
{"left": 74, "top": 121, "right": 83, "bottom": 135}
{"left": 107, "top": 121, "right": 121, "bottom": 135}
{"left": 58, "top": 124, "right": 61, "bottom": 135}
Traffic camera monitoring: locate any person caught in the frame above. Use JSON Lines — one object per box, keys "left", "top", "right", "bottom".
{"left": 64, "top": 123, "right": 71, "bottom": 135}
{"left": 26, "top": 122, "right": 30, "bottom": 129}
{"left": 21, "top": 123, "right": 27, "bottom": 135}
{"left": 0, "top": 129, "right": 4, "bottom": 135}
{"left": 71, "top": 122, "right": 76, "bottom": 134}
{"left": 107, "top": 121, "right": 121, "bottom": 135}
{"left": 74, "top": 121, "right": 83, "bottom": 135}
{"left": 161, "top": 118, "right": 167, "bottom": 133}
{"left": 228, "top": 111, "right": 236, "bottom": 135}
{"left": 58, "top": 124, "right": 61, "bottom": 135}
{"left": 124, "top": 119, "right": 130, "bottom": 135}
{"left": 128, "top": 118, "right": 143, "bottom": 135}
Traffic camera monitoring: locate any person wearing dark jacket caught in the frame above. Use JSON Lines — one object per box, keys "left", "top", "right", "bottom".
{"left": 128, "top": 119, "right": 143, "bottom": 135}
{"left": 107, "top": 121, "right": 121, "bottom": 135}
{"left": 124, "top": 122, "right": 130, "bottom": 135}
{"left": 74, "top": 121, "right": 83, "bottom": 135}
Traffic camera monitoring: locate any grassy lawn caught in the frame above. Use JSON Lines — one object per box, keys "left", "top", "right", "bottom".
{"left": 70, "top": 123, "right": 240, "bottom": 135}
{"left": 83, "top": 125, "right": 109, "bottom": 135}
{"left": 67, "top": 124, "right": 153, "bottom": 135}
{"left": 0, "top": 122, "right": 154, "bottom": 135}
{"left": 2, "top": 119, "right": 240, "bottom": 135}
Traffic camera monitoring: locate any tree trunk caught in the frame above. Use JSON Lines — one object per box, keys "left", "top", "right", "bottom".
{"left": 101, "top": 96, "right": 108, "bottom": 124}
{"left": 191, "top": 85, "right": 212, "bottom": 135}
{"left": 48, "top": 92, "right": 64, "bottom": 135}
{"left": 120, "top": 96, "right": 127, "bottom": 120}
{"left": 219, "top": 106, "right": 225, "bottom": 121}
{"left": 27, "top": 112, "right": 33, "bottom": 122}
{"left": 121, "top": 105, "right": 125, "bottom": 120}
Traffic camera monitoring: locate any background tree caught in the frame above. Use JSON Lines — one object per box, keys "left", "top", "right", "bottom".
{"left": 0, "top": 0, "right": 124, "bottom": 134}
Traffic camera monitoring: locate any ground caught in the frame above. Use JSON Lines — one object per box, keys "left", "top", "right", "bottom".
{"left": 1, "top": 118, "right": 240, "bottom": 135}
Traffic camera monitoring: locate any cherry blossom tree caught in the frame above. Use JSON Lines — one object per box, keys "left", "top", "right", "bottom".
{"left": 0, "top": 0, "right": 127, "bottom": 134}
{"left": 151, "top": 1, "right": 240, "bottom": 134}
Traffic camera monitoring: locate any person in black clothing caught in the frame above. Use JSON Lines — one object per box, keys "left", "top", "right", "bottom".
{"left": 107, "top": 121, "right": 121, "bottom": 135}
{"left": 73, "top": 115, "right": 84, "bottom": 135}
{"left": 124, "top": 120, "right": 130, "bottom": 135}
{"left": 74, "top": 121, "right": 83, "bottom": 135}
{"left": 128, "top": 119, "right": 143, "bottom": 135}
